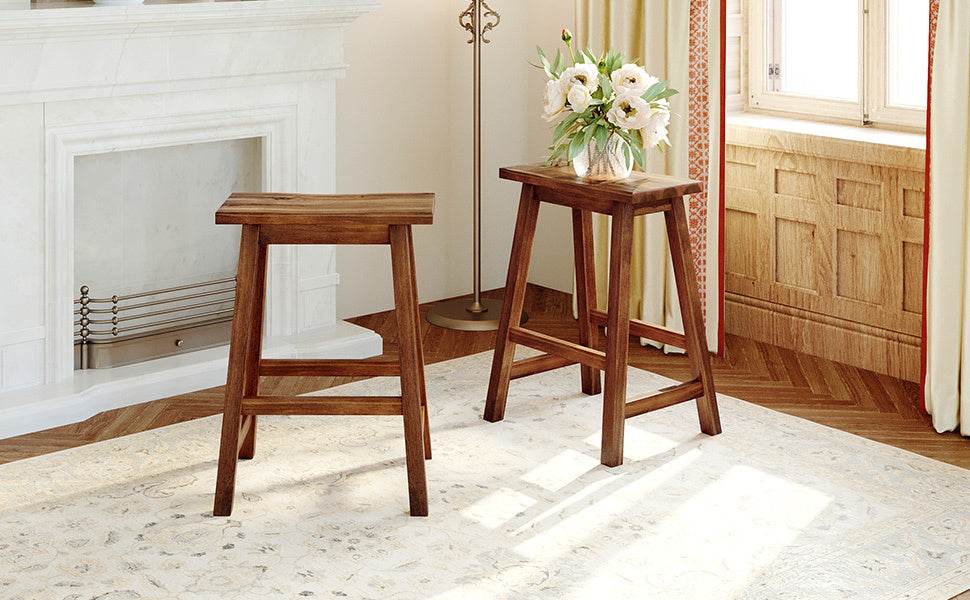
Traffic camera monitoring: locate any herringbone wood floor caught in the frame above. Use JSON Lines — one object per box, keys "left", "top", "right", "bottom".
{"left": 1, "top": 284, "right": 967, "bottom": 471}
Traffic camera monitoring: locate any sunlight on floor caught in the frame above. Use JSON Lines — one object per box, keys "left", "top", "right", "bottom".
{"left": 519, "top": 449, "right": 601, "bottom": 492}
{"left": 461, "top": 487, "right": 539, "bottom": 529}
{"left": 518, "top": 462, "right": 833, "bottom": 596}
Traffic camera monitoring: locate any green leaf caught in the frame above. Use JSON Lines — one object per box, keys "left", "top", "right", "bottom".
{"left": 583, "top": 44, "right": 598, "bottom": 65}
{"left": 552, "top": 50, "right": 563, "bottom": 77}
{"left": 552, "top": 112, "right": 582, "bottom": 144}
{"left": 621, "top": 142, "right": 633, "bottom": 170}
{"left": 599, "top": 72, "right": 613, "bottom": 98}
{"left": 594, "top": 123, "right": 609, "bottom": 150}
{"left": 567, "top": 132, "right": 586, "bottom": 161}
{"left": 649, "top": 88, "right": 680, "bottom": 102}
{"left": 537, "top": 45, "right": 555, "bottom": 80}
{"left": 641, "top": 80, "right": 669, "bottom": 102}
{"left": 632, "top": 145, "right": 645, "bottom": 170}
{"left": 581, "top": 123, "right": 597, "bottom": 150}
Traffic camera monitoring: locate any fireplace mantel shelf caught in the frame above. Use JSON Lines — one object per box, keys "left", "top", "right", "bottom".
{"left": 0, "top": 0, "right": 380, "bottom": 106}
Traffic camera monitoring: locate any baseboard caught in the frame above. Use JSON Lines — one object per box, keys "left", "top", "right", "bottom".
{"left": 725, "top": 294, "right": 920, "bottom": 382}
{"left": 0, "top": 321, "right": 383, "bottom": 440}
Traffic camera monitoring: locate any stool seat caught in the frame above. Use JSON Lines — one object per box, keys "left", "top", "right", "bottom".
{"left": 216, "top": 192, "right": 435, "bottom": 225}
{"left": 496, "top": 163, "right": 703, "bottom": 209}
{"left": 213, "top": 192, "right": 434, "bottom": 518}
{"left": 485, "top": 164, "right": 720, "bottom": 467}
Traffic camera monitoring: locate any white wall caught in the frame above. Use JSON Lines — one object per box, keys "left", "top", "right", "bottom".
{"left": 334, "top": 1, "right": 576, "bottom": 319}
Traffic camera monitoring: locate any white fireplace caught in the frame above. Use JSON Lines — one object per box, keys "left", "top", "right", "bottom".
{"left": 0, "top": 0, "right": 382, "bottom": 438}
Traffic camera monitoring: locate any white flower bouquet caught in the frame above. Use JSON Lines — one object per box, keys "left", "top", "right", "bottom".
{"left": 537, "top": 29, "right": 678, "bottom": 172}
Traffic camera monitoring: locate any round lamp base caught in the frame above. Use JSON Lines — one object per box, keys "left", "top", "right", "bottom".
{"left": 425, "top": 298, "right": 527, "bottom": 331}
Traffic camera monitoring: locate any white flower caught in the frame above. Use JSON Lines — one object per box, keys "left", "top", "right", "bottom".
{"left": 610, "top": 64, "right": 656, "bottom": 97}
{"left": 640, "top": 108, "right": 671, "bottom": 148}
{"left": 606, "top": 94, "right": 652, "bottom": 130}
{"left": 542, "top": 79, "right": 567, "bottom": 122}
{"left": 561, "top": 63, "right": 599, "bottom": 93}
{"left": 567, "top": 84, "right": 592, "bottom": 113}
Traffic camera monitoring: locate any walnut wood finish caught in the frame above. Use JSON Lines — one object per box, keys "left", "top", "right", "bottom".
{"left": 212, "top": 193, "right": 433, "bottom": 518}
{"left": 486, "top": 164, "right": 720, "bottom": 467}
{"left": 216, "top": 192, "right": 435, "bottom": 225}
{"left": 483, "top": 184, "right": 541, "bottom": 422}
{"left": 572, "top": 208, "right": 602, "bottom": 395}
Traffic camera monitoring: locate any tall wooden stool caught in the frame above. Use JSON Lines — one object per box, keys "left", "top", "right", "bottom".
{"left": 485, "top": 164, "right": 721, "bottom": 467}
{"left": 213, "top": 192, "right": 434, "bottom": 517}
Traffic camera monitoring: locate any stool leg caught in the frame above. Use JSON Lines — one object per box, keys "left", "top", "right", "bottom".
{"left": 664, "top": 199, "right": 721, "bottom": 435}
{"left": 390, "top": 224, "right": 429, "bottom": 517}
{"left": 572, "top": 208, "right": 601, "bottom": 395}
{"left": 214, "top": 224, "right": 261, "bottom": 516}
{"left": 601, "top": 203, "right": 634, "bottom": 467}
{"left": 238, "top": 242, "right": 268, "bottom": 460}
{"left": 404, "top": 228, "right": 433, "bottom": 461}
{"left": 485, "top": 184, "right": 541, "bottom": 422}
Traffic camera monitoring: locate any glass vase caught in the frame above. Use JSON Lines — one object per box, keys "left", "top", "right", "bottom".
{"left": 572, "top": 133, "right": 633, "bottom": 181}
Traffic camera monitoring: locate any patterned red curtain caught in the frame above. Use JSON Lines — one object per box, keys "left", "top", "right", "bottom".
{"left": 687, "top": 0, "right": 727, "bottom": 350}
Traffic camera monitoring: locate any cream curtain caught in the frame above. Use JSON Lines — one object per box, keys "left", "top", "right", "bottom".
{"left": 575, "top": 0, "right": 721, "bottom": 351}
{"left": 924, "top": 0, "right": 970, "bottom": 435}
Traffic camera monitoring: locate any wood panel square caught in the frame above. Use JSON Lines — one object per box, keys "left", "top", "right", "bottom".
{"left": 727, "top": 161, "right": 758, "bottom": 191}
{"left": 774, "top": 169, "right": 815, "bottom": 199}
{"left": 837, "top": 230, "right": 882, "bottom": 304}
{"left": 837, "top": 178, "right": 883, "bottom": 211}
{"left": 775, "top": 218, "right": 816, "bottom": 290}
{"left": 726, "top": 209, "right": 759, "bottom": 278}
{"left": 903, "top": 241, "right": 924, "bottom": 314}
{"left": 903, "top": 188, "right": 925, "bottom": 218}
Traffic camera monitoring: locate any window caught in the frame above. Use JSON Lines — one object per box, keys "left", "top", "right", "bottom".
{"left": 748, "top": 0, "right": 928, "bottom": 130}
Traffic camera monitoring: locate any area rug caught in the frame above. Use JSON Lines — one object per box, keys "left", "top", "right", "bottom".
{"left": 1, "top": 352, "right": 969, "bottom": 600}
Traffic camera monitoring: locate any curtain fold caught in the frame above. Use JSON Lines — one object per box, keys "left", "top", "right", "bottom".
{"left": 924, "top": 0, "right": 970, "bottom": 435}
{"left": 576, "top": 0, "right": 722, "bottom": 352}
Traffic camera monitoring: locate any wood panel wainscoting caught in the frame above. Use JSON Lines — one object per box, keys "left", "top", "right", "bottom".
{"left": 724, "top": 117, "right": 926, "bottom": 382}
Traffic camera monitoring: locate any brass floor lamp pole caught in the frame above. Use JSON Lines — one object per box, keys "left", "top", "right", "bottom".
{"left": 427, "top": 0, "right": 526, "bottom": 331}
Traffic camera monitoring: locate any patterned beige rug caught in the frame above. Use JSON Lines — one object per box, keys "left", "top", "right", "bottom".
{"left": 2, "top": 351, "right": 969, "bottom": 599}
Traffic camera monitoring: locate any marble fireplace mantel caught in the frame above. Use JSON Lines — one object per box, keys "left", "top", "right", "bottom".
{"left": 0, "top": 0, "right": 383, "bottom": 438}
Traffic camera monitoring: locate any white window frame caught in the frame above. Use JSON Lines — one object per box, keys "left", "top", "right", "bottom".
{"left": 747, "top": 0, "right": 926, "bottom": 131}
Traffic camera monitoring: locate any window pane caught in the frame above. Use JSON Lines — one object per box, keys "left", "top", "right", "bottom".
{"left": 887, "top": 0, "right": 929, "bottom": 108}
{"left": 777, "top": 0, "right": 858, "bottom": 101}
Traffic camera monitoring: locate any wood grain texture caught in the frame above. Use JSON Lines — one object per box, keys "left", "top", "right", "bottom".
{"left": 500, "top": 164, "right": 702, "bottom": 212}
{"left": 724, "top": 125, "right": 925, "bottom": 382}
{"left": 213, "top": 224, "right": 261, "bottom": 516}
{"left": 484, "top": 185, "right": 541, "bottom": 423}
{"left": 572, "top": 208, "right": 602, "bottom": 395}
{"left": 216, "top": 193, "right": 434, "bottom": 225}
{"left": 241, "top": 395, "right": 403, "bottom": 416}
{"left": 389, "top": 223, "right": 429, "bottom": 516}
{"left": 600, "top": 201, "right": 635, "bottom": 467}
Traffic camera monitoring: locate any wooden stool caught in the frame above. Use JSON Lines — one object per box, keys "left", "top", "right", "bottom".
{"left": 213, "top": 192, "right": 434, "bottom": 517}
{"left": 485, "top": 164, "right": 721, "bottom": 466}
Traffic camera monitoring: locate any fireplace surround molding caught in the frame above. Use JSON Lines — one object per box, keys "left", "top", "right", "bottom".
{"left": 0, "top": 0, "right": 383, "bottom": 439}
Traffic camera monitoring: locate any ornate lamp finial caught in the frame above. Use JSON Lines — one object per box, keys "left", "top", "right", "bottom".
{"left": 459, "top": 0, "right": 501, "bottom": 44}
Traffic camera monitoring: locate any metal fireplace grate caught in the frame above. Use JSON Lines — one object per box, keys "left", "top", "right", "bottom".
{"left": 74, "top": 277, "right": 236, "bottom": 370}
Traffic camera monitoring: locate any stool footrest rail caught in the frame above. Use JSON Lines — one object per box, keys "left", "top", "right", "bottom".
{"left": 624, "top": 380, "right": 705, "bottom": 419}
{"left": 508, "top": 327, "right": 607, "bottom": 371}
{"left": 241, "top": 395, "right": 404, "bottom": 416}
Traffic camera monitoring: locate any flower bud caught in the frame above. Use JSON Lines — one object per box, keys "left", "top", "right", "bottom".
{"left": 562, "top": 29, "right": 573, "bottom": 44}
